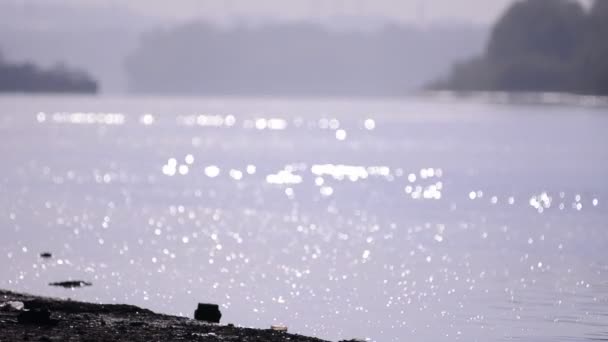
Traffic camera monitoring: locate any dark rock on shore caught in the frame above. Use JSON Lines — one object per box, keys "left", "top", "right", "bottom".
{"left": 17, "top": 308, "right": 56, "bottom": 326}
{"left": 194, "top": 303, "right": 222, "bottom": 323}
{"left": 0, "top": 289, "right": 330, "bottom": 342}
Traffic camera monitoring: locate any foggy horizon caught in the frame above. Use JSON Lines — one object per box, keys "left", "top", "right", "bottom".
{"left": 0, "top": 0, "right": 490, "bottom": 94}
{"left": 1, "top": 0, "right": 514, "bottom": 28}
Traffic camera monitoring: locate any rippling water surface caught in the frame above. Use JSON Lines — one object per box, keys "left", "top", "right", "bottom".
{"left": 1, "top": 95, "right": 607, "bottom": 341}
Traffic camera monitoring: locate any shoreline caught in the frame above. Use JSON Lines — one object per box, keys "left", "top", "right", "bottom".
{"left": 0, "top": 289, "right": 332, "bottom": 342}
{"left": 1, "top": 91, "right": 606, "bottom": 111}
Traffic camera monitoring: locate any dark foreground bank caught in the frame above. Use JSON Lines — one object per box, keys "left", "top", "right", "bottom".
{"left": 0, "top": 289, "right": 335, "bottom": 342}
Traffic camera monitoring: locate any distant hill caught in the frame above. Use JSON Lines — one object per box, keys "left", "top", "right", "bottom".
{"left": 125, "top": 21, "right": 487, "bottom": 96}
{"left": 433, "top": 0, "right": 608, "bottom": 95}
{"left": 0, "top": 1, "right": 488, "bottom": 96}
{"left": 0, "top": 51, "right": 98, "bottom": 94}
{"left": 0, "top": 2, "right": 157, "bottom": 93}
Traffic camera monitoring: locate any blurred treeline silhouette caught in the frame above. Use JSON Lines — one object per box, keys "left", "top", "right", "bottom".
{"left": 0, "top": 51, "right": 98, "bottom": 93}
{"left": 125, "top": 23, "right": 484, "bottom": 96}
{"left": 434, "top": 0, "right": 608, "bottom": 95}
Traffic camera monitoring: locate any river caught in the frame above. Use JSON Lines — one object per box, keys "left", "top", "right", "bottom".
{"left": 1, "top": 94, "right": 607, "bottom": 341}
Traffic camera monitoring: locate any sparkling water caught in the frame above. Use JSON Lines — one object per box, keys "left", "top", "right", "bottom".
{"left": 1, "top": 95, "right": 607, "bottom": 341}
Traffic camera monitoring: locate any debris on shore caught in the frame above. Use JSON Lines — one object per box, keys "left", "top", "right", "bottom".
{"left": 0, "top": 289, "right": 331, "bottom": 342}
{"left": 39, "top": 252, "right": 52, "bottom": 259}
{"left": 48, "top": 281, "right": 92, "bottom": 288}
{"left": 271, "top": 324, "right": 288, "bottom": 332}
{"left": 0, "top": 301, "right": 24, "bottom": 311}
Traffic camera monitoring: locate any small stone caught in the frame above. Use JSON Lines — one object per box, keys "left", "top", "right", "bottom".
{"left": 191, "top": 332, "right": 218, "bottom": 338}
{"left": 194, "top": 303, "right": 221, "bottom": 323}
{"left": 0, "top": 301, "right": 24, "bottom": 311}
{"left": 271, "top": 324, "right": 288, "bottom": 332}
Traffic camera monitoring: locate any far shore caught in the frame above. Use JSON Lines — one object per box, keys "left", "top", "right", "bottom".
{"left": 1, "top": 90, "right": 606, "bottom": 111}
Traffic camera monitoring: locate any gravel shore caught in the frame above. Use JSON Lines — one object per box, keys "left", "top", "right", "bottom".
{"left": 0, "top": 289, "right": 332, "bottom": 342}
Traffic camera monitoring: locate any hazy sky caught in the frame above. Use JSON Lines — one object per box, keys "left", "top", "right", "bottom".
{"left": 24, "top": 0, "right": 517, "bottom": 26}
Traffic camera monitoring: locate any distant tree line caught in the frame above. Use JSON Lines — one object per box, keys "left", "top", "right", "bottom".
{"left": 433, "top": 0, "right": 608, "bottom": 95}
{"left": 0, "top": 50, "right": 98, "bottom": 93}
{"left": 125, "top": 22, "right": 485, "bottom": 96}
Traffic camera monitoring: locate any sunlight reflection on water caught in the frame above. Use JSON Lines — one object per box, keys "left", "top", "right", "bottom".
{"left": 1, "top": 96, "right": 608, "bottom": 342}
